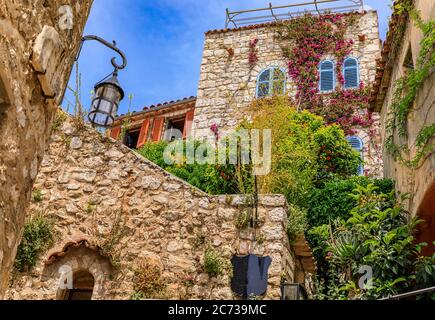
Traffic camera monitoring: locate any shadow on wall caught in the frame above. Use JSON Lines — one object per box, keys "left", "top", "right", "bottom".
{"left": 0, "top": 67, "right": 11, "bottom": 134}
{"left": 416, "top": 181, "right": 435, "bottom": 256}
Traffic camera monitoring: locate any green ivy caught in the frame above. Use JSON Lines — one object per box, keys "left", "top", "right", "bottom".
{"left": 385, "top": 3, "right": 435, "bottom": 168}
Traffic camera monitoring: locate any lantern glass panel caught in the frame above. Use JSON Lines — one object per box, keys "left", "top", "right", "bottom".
{"left": 91, "top": 112, "right": 111, "bottom": 127}
{"left": 97, "top": 84, "right": 122, "bottom": 102}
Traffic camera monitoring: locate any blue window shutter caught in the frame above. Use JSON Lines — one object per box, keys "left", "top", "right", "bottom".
{"left": 320, "top": 70, "right": 334, "bottom": 91}
{"left": 319, "top": 60, "right": 335, "bottom": 92}
{"left": 343, "top": 58, "right": 359, "bottom": 89}
{"left": 347, "top": 136, "right": 364, "bottom": 175}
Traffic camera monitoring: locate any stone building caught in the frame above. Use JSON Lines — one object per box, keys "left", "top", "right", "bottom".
{"left": 6, "top": 1, "right": 413, "bottom": 300}
{"left": 369, "top": 0, "right": 435, "bottom": 255}
{"left": 190, "top": 10, "right": 384, "bottom": 177}
{"left": 0, "top": 0, "right": 92, "bottom": 297}
{"left": 110, "top": 96, "right": 196, "bottom": 148}
{"left": 7, "top": 115, "right": 315, "bottom": 300}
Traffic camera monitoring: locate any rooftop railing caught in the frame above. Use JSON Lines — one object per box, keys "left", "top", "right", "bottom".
{"left": 225, "top": 0, "right": 365, "bottom": 28}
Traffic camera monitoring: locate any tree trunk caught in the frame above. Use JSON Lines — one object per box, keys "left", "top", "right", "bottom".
{"left": 0, "top": 0, "right": 93, "bottom": 298}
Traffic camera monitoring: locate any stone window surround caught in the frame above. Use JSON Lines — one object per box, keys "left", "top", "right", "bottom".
{"left": 255, "top": 66, "right": 287, "bottom": 98}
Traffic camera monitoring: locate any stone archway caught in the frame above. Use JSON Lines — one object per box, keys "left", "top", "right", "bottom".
{"left": 42, "top": 240, "right": 114, "bottom": 300}
{"left": 415, "top": 181, "right": 435, "bottom": 256}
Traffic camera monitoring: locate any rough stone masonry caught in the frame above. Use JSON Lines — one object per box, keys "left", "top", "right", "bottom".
{"left": 191, "top": 10, "right": 384, "bottom": 177}
{"left": 0, "top": 0, "right": 93, "bottom": 297}
{"left": 7, "top": 115, "right": 314, "bottom": 300}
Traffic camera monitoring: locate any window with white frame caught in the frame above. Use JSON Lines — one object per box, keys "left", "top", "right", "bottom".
{"left": 256, "top": 67, "right": 286, "bottom": 98}
{"left": 319, "top": 60, "right": 335, "bottom": 92}
{"left": 347, "top": 136, "right": 364, "bottom": 176}
{"left": 343, "top": 57, "right": 359, "bottom": 89}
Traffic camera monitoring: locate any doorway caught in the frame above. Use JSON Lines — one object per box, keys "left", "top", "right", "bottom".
{"left": 64, "top": 270, "right": 95, "bottom": 300}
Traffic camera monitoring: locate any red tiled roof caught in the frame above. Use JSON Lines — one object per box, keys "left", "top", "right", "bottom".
{"left": 369, "top": 1, "right": 410, "bottom": 111}
{"left": 45, "top": 236, "right": 109, "bottom": 265}
{"left": 116, "top": 96, "right": 196, "bottom": 121}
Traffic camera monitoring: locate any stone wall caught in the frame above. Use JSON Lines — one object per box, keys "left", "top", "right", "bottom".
{"left": 378, "top": 1, "right": 435, "bottom": 216}
{"left": 191, "top": 10, "right": 383, "bottom": 177}
{"left": 6, "top": 115, "right": 313, "bottom": 300}
{"left": 0, "top": 0, "right": 93, "bottom": 297}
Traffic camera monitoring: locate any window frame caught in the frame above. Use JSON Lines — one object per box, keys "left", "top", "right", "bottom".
{"left": 347, "top": 135, "right": 364, "bottom": 176}
{"left": 318, "top": 60, "right": 336, "bottom": 93}
{"left": 342, "top": 57, "right": 360, "bottom": 89}
{"left": 256, "top": 66, "right": 287, "bottom": 98}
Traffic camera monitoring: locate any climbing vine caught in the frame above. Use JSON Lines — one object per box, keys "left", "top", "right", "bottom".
{"left": 385, "top": 1, "right": 435, "bottom": 168}
{"left": 276, "top": 13, "right": 376, "bottom": 137}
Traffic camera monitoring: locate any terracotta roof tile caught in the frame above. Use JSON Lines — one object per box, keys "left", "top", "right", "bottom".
{"left": 115, "top": 96, "right": 196, "bottom": 122}
{"left": 369, "top": 1, "right": 409, "bottom": 111}
{"left": 45, "top": 236, "right": 109, "bottom": 266}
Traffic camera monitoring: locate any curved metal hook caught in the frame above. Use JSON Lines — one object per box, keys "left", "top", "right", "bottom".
{"left": 76, "top": 35, "right": 127, "bottom": 71}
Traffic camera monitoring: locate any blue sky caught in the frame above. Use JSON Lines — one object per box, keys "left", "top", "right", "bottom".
{"left": 63, "top": 0, "right": 392, "bottom": 116}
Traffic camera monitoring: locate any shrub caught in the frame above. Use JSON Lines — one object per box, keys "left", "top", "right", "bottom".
{"left": 313, "top": 184, "right": 435, "bottom": 300}
{"left": 235, "top": 210, "right": 251, "bottom": 229}
{"left": 137, "top": 140, "right": 252, "bottom": 195}
{"left": 203, "top": 248, "right": 225, "bottom": 277}
{"left": 307, "top": 177, "right": 394, "bottom": 228}
{"left": 286, "top": 205, "right": 308, "bottom": 244}
{"left": 14, "top": 213, "right": 54, "bottom": 272}
{"left": 51, "top": 110, "right": 67, "bottom": 131}
{"left": 132, "top": 260, "right": 167, "bottom": 299}
{"left": 32, "top": 189, "right": 43, "bottom": 203}
{"left": 313, "top": 125, "right": 361, "bottom": 184}
{"left": 138, "top": 141, "right": 170, "bottom": 168}
{"left": 244, "top": 96, "right": 361, "bottom": 209}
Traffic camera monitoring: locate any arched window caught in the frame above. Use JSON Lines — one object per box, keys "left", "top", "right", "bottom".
{"left": 347, "top": 136, "right": 364, "bottom": 176}
{"left": 343, "top": 57, "right": 359, "bottom": 89}
{"left": 256, "top": 67, "right": 286, "bottom": 98}
{"left": 319, "top": 60, "right": 335, "bottom": 92}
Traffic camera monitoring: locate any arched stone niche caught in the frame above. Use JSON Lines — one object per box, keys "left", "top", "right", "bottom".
{"left": 0, "top": 66, "right": 12, "bottom": 131}
{"left": 41, "top": 241, "right": 114, "bottom": 300}
{"left": 416, "top": 181, "right": 435, "bottom": 256}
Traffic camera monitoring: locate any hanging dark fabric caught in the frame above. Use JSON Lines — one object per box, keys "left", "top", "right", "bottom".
{"left": 231, "top": 254, "right": 272, "bottom": 298}
{"left": 230, "top": 255, "right": 249, "bottom": 297}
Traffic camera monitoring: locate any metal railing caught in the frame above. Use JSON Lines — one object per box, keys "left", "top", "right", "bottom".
{"left": 379, "top": 286, "right": 435, "bottom": 300}
{"left": 225, "top": 0, "right": 364, "bottom": 28}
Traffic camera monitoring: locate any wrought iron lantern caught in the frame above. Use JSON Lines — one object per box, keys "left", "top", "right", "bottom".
{"left": 89, "top": 71, "right": 124, "bottom": 127}
{"left": 75, "top": 35, "right": 127, "bottom": 128}
{"left": 281, "top": 283, "right": 308, "bottom": 300}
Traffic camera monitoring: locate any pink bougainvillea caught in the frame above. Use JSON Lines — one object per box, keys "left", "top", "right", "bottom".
{"left": 210, "top": 123, "right": 220, "bottom": 140}
{"left": 278, "top": 13, "right": 375, "bottom": 136}
{"left": 248, "top": 38, "right": 259, "bottom": 67}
